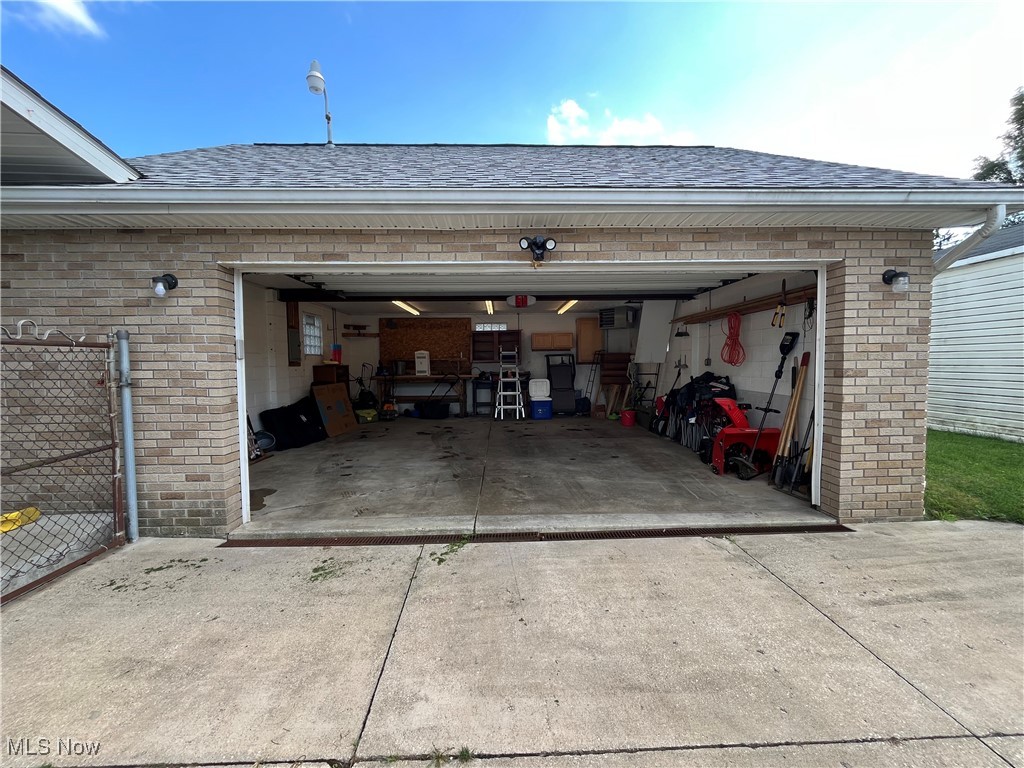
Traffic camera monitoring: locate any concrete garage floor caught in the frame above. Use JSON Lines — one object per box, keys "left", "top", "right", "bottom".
{"left": 0, "top": 521, "right": 1020, "bottom": 767}
{"left": 239, "top": 417, "right": 829, "bottom": 539}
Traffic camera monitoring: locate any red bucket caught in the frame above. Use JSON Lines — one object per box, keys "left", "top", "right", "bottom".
{"left": 620, "top": 409, "right": 637, "bottom": 427}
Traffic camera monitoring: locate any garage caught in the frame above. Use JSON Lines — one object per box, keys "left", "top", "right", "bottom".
{"left": 8, "top": 71, "right": 1019, "bottom": 541}
{"left": 232, "top": 259, "right": 831, "bottom": 539}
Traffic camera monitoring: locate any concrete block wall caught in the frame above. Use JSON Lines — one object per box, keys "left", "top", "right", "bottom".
{"left": 666, "top": 271, "right": 818, "bottom": 435}
{"left": 242, "top": 283, "right": 344, "bottom": 431}
{"left": 0, "top": 226, "right": 933, "bottom": 533}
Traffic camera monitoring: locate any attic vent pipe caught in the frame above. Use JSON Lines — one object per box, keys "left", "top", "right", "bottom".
{"left": 934, "top": 204, "right": 1006, "bottom": 273}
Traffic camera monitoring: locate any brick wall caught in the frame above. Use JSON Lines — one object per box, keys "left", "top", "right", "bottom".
{"left": 0, "top": 226, "right": 933, "bottom": 532}
{"left": 822, "top": 231, "right": 934, "bottom": 522}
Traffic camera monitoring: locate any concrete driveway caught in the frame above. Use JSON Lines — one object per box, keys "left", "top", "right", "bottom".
{"left": 1, "top": 521, "right": 1021, "bottom": 768}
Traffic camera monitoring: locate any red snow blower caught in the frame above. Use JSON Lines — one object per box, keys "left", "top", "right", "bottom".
{"left": 717, "top": 331, "right": 801, "bottom": 480}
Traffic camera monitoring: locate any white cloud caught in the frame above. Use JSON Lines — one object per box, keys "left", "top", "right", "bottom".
{"left": 547, "top": 99, "right": 696, "bottom": 146}
{"left": 598, "top": 113, "right": 696, "bottom": 146}
{"left": 547, "top": 99, "right": 592, "bottom": 144}
{"left": 31, "top": 0, "right": 104, "bottom": 37}
{"left": 702, "top": 7, "right": 1024, "bottom": 178}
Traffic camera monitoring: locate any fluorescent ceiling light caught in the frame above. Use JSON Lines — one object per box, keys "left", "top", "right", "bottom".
{"left": 392, "top": 300, "right": 420, "bottom": 316}
{"left": 556, "top": 299, "right": 578, "bottom": 315}
{"left": 485, "top": 299, "right": 494, "bottom": 315}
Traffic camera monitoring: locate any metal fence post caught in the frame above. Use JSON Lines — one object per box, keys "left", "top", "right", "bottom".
{"left": 115, "top": 330, "right": 139, "bottom": 542}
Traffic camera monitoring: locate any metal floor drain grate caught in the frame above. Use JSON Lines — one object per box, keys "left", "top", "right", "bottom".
{"left": 220, "top": 524, "right": 850, "bottom": 548}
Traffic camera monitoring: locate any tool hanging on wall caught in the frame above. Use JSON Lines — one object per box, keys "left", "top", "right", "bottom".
{"left": 772, "top": 280, "right": 788, "bottom": 328}
{"left": 704, "top": 323, "right": 712, "bottom": 367}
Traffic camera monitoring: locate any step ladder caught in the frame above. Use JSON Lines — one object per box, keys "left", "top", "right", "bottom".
{"left": 494, "top": 346, "right": 525, "bottom": 420}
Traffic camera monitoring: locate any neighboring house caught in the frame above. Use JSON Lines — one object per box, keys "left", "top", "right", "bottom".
{"left": 2, "top": 65, "right": 1022, "bottom": 536}
{"left": 930, "top": 222, "right": 1024, "bottom": 442}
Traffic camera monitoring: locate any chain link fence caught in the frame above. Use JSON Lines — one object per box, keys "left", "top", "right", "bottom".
{"left": 1, "top": 333, "right": 124, "bottom": 601}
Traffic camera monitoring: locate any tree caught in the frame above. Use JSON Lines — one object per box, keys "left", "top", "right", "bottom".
{"left": 973, "top": 87, "right": 1024, "bottom": 226}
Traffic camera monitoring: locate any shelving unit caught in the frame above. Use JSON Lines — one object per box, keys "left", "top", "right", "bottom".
{"left": 472, "top": 330, "right": 522, "bottom": 363}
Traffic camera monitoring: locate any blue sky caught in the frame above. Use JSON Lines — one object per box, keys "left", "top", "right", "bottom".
{"left": 1, "top": 1, "right": 1021, "bottom": 178}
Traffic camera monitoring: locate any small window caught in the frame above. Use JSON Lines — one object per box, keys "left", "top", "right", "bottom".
{"left": 302, "top": 313, "right": 323, "bottom": 356}
{"left": 475, "top": 322, "right": 508, "bottom": 332}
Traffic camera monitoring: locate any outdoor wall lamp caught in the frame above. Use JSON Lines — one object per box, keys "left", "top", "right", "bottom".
{"left": 306, "top": 59, "right": 334, "bottom": 146}
{"left": 882, "top": 269, "right": 910, "bottom": 294}
{"left": 151, "top": 274, "right": 178, "bottom": 298}
{"left": 519, "top": 235, "right": 557, "bottom": 261}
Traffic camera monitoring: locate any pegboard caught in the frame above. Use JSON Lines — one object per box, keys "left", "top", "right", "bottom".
{"left": 379, "top": 317, "right": 472, "bottom": 366}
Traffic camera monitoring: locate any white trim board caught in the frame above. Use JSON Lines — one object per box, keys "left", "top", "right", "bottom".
{"left": 1, "top": 68, "right": 139, "bottom": 184}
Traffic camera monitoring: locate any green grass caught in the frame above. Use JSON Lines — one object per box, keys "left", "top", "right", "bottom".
{"left": 926, "top": 430, "right": 1024, "bottom": 524}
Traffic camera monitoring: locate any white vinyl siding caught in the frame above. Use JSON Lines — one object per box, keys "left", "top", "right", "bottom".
{"left": 928, "top": 252, "right": 1024, "bottom": 441}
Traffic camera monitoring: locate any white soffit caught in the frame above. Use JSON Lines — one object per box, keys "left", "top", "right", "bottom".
{"left": 0, "top": 68, "right": 139, "bottom": 185}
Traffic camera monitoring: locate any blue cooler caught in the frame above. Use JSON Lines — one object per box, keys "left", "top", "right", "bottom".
{"left": 529, "top": 379, "right": 553, "bottom": 419}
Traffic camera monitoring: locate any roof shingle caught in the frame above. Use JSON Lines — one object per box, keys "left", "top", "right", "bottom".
{"left": 125, "top": 143, "right": 1011, "bottom": 190}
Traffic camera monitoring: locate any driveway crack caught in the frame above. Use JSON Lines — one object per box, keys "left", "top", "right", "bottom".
{"left": 728, "top": 539, "right": 1016, "bottom": 768}
{"left": 351, "top": 544, "right": 423, "bottom": 764}
{"left": 348, "top": 732, "right": 1019, "bottom": 766}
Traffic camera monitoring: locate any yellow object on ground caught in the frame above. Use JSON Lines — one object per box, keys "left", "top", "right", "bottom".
{"left": 0, "top": 506, "right": 41, "bottom": 533}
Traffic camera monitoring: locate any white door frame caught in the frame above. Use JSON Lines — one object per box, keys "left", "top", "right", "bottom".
{"left": 234, "top": 270, "right": 251, "bottom": 525}
{"left": 229, "top": 259, "right": 833, "bottom": 525}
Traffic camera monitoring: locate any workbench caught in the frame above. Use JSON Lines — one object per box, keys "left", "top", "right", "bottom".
{"left": 380, "top": 374, "right": 474, "bottom": 416}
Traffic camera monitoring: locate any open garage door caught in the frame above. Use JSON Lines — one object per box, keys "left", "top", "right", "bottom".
{"left": 227, "top": 260, "right": 829, "bottom": 539}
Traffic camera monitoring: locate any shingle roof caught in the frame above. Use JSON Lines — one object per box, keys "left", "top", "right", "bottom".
{"left": 124, "top": 143, "right": 1009, "bottom": 190}
{"left": 936, "top": 220, "right": 1024, "bottom": 261}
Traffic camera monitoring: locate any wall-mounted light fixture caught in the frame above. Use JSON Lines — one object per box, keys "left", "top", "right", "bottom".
{"left": 484, "top": 299, "right": 494, "bottom": 315}
{"left": 151, "top": 273, "right": 178, "bottom": 297}
{"left": 305, "top": 59, "right": 334, "bottom": 146}
{"left": 674, "top": 325, "right": 690, "bottom": 337}
{"left": 519, "top": 235, "right": 557, "bottom": 261}
{"left": 392, "top": 300, "right": 421, "bottom": 316}
{"left": 556, "top": 299, "right": 578, "bottom": 315}
{"left": 882, "top": 269, "right": 910, "bottom": 294}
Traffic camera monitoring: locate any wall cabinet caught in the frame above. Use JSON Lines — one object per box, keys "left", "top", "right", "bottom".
{"left": 472, "top": 330, "right": 522, "bottom": 362}
{"left": 531, "top": 332, "right": 574, "bottom": 351}
{"left": 575, "top": 317, "right": 602, "bottom": 363}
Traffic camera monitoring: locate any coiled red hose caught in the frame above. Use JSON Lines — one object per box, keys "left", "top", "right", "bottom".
{"left": 721, "top": 312, "right": 745, "bottom": 367}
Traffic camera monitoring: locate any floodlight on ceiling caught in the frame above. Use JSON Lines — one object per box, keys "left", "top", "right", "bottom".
{"left": 305, "top": 59, "right": 333, "bottom": 146}
{"left": 519, "top": 235, "right": 557, "bottom": 261}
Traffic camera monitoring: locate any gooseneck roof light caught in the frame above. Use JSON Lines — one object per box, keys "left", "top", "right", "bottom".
{"left": 306, "top": 59, "right": 334, "bottom": 146}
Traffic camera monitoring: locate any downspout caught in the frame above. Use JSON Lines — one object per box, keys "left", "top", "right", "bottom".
{"left": 115, "top": 330, "right": 139, "bottom": 542}
{"left": 934, "top": 204, "right": 1006, "bottom": 273}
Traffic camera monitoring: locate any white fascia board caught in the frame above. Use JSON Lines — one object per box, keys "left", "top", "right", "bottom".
{"left": 2, "top": 185, "right": 1021, "bottom": 228}
{"left": 1, "top": 71, "right": 140, "bottom": 184}
{"left": 219, "top": 258, "right": 836, "bottom": 275}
